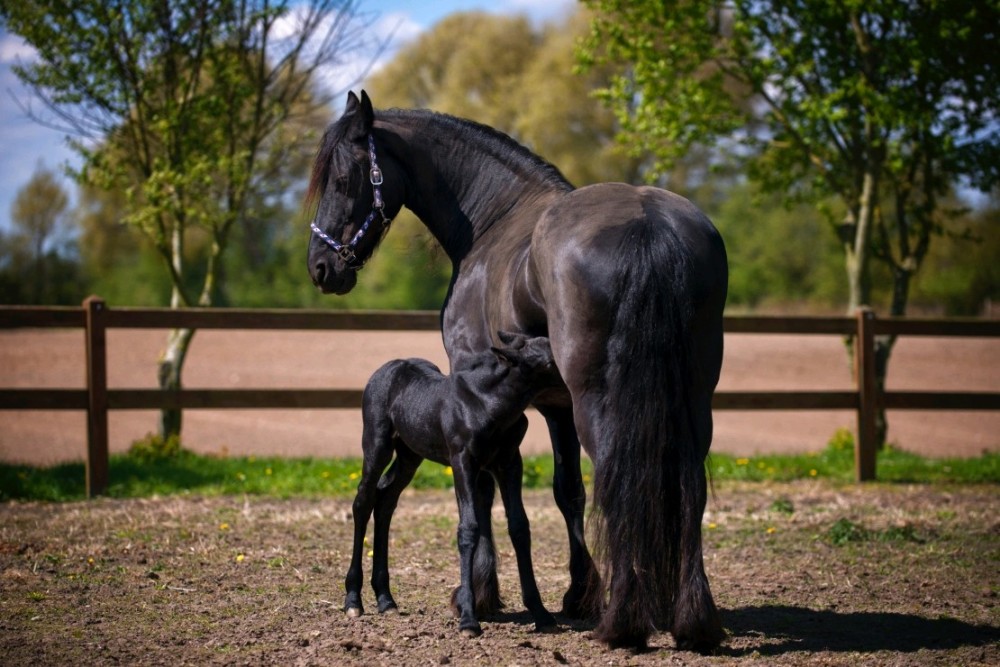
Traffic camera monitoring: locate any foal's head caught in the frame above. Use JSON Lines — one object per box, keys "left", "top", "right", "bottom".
{"left": 490, "top": 331, "right": 560, "bottom": 389}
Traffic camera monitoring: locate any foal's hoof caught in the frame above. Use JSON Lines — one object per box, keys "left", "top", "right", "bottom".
{"left": 345, "top": 607, "right": 363, "bottom": 619}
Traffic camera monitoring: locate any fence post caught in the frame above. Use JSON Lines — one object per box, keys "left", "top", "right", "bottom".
{"left": 84, "top": 296, "right": 109, "bottom": 497}
{"left": 854, "top": 307, "right": 877, "bottom": 482}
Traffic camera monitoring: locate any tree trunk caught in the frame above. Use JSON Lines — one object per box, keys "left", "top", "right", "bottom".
{"left": 157, "top": 325, "right": 195, "bottom": 440}
{"left": 158, "top": 225, "right": 193, "bottom": 442}
{"left": 843, "top": 168, "right": 893, "bottom": 447}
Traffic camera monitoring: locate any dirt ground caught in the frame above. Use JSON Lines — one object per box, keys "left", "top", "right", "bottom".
{"left": 1, "top": 482, "right": 997, "bottom": 666}
{"left": 1, "top": 329, "right": 998, "bottom": 465}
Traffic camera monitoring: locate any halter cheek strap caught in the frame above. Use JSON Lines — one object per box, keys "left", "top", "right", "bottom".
{"left": 310, "top": 134, "right": 393, "bottom": 270}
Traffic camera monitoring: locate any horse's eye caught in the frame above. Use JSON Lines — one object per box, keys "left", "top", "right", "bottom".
{"left": 333, "top": 176, "right": 351, "bottom": 194}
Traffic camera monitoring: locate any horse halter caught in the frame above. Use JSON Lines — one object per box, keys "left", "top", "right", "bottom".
{"left": 310, "top": 134, "right": 392, "bottom": 270}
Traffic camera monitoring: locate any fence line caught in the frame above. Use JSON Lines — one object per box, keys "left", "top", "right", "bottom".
{"left": 3, "top": 297, "right": 999, "bottom": 494}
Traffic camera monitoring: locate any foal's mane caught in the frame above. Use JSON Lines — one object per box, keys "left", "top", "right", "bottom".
{"left": 305, "top": 106, "right": 573, "bottom": 208}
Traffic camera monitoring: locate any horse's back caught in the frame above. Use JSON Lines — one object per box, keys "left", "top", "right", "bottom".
{"left": 530, "top": 183, "right": 727, "bottom": 390}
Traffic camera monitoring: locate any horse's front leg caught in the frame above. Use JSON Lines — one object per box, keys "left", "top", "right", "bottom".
{"left": 538, "top": 405, "right": 600, "bottom": 618}
{"left": 492, "top": 424, "right": 557, "bottom": 631}
{"left": 449, "top": 449, "right": 484, "bottom": 638}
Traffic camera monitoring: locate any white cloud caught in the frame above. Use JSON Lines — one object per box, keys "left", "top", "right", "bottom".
{"left": 0, "top": 31, "right": 36, "bottom": 64}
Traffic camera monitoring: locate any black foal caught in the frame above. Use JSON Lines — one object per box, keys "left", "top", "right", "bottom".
{"left": 344, "top": 331, "right": 561, "bottom": 636}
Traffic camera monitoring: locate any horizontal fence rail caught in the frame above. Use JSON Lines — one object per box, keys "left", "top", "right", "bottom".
{"left": 2, "top": 297, "right": 998, "bottom": 494}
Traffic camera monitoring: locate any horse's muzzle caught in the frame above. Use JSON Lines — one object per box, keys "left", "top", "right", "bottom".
{"left": 311, "top": 258, "right": 357, "bottom": 295}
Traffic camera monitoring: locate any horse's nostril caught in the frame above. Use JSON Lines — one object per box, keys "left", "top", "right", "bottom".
{"left": 313, "top": 261, "right": 327, "bottom": 287}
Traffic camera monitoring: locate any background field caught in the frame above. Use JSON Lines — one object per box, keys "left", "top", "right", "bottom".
{"left": 2, "top": 328, "right": 998, "bottom": 465}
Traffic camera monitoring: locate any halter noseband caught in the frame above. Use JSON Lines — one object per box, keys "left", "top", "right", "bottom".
{"left": 310, "top": 134, "right": 392, "bottom": 270}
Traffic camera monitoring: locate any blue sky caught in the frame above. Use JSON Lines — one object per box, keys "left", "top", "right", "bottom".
{"left": 0, "top": 0, "right": 574, "bottom": 234}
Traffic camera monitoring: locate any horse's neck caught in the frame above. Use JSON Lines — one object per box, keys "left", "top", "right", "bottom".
{"left": 380, "top": 115, "right": 568, "bottom": 261}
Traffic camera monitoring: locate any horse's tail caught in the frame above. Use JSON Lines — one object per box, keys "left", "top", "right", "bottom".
{"left": 589, "top": 219, "right": 719, "bottom": 648}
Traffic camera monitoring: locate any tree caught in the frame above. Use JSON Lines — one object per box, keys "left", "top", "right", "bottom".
{"left": 2, "top": 0, "right": 385, "bottom": 440}
{"left": 4, "top": 164, "right": 84, "bottom": 303}
{"left": 579, "top": 0, "right": 1000, "bottom": 444}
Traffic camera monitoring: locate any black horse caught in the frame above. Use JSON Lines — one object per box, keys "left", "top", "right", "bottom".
{"left": 345, "top": 332, "right": 561, "bottom": 636}
{"left": 307, "top": 91, "right": 728, "bottom": 651}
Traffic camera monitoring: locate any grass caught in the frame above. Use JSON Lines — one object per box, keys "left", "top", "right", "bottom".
{"left": 1, "top": 429, "right": 996, "bottom": 502}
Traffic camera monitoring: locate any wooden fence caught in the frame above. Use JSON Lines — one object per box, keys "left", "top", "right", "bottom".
{"left": 2, "top": 296, "right": 998, "bottom": 495}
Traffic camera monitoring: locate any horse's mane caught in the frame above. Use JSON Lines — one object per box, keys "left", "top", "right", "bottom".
{"left": 379, "top": 108, "right": 574, "bottom": 190}
{"left": 305, "top": 119, "right": 351, "bottom": 209}
{"left": 306, "top": 106, "right": 573, "bottom": 208}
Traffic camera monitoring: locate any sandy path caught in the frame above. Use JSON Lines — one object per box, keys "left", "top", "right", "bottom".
{"left": 1, "top": 327, "right": 997, "bottom": 465}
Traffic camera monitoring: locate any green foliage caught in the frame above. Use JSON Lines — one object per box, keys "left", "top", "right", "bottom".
{"left": 127, "top": 433, "right": 184, "bottom": 464}
{"left": 0, "top": 165, "right": 85, "bottom": 305}
{"left": 579, "top": 0, "right": 1000, "bottom": 315}
{"left": 710, "top": 182, "right": 845, "bottom": 308}
{"left": 826, "top": 518, "right": 924, "bottom": 546}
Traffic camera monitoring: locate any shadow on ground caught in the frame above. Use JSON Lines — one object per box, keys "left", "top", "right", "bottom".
{"left": 720, "top": 605, "right": 999, "bottom": 656}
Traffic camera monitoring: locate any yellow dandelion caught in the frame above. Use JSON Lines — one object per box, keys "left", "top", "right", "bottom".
{"left": 809, "top": 469, "right": 818, "bottom": 477}
{"left": 322, "top": 471, "right": 331, "bottom": 479}
{"left": 766, "top": 527, "right": 777, "bottom": 535}
{"left": 235, "top": 554, "right": 245, "bottom": 563}
{"left": 219, "top": 523, "right": 230, "bottom": 531}
{"left": 583, "top": 474, "right": 592, "bottom": 483}
{"left": 349, "top": 472, "right": 360, "bottom": 481}
{"left": 708, "top": 522, "right": 718, "bottom": 530}
{"left": 265, "top": 468, "right": 273, "bottom": 476}
{"left": 736, "top": 458, "right": 749, "bottom": 466}
{"left": 367, "top": 550, "right": 374, "bottom": 558}
{"left": 444, "top": 466, "right": 453, "bottom": 476}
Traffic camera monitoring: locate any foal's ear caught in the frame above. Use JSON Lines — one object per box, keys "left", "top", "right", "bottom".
{"left": 496, "top": 330, "right": 527, "bottom": 349}
{"left": 490, "top": 346, "right": 517, "bottom": 367}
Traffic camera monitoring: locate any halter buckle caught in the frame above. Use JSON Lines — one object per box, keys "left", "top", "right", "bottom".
{"left": 336, "top": 246, "right": 357, "bottom": 267}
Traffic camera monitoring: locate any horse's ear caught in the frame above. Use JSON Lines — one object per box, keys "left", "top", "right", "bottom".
{"left": 360, "top": 90, "right": 375, "bottom": 123}
{"left": 342, "top": 90, "right": 374, "bottom": 140}
{"left": 344, "top": 90, "right": 360, "bottom": 113}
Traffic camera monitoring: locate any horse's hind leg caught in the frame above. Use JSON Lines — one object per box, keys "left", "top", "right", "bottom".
{"left": 344, "top": 420, "right": 395, "bottom": 617}
{"left": 539, "top": 406, "right": 599, "bottom": 618}
{"left": 371, "top": 445, "right": 422, "bottom": 613}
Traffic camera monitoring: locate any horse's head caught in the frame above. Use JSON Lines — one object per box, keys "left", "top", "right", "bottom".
{"left": 306, "top": 90, "right": 401, "bottom": 294}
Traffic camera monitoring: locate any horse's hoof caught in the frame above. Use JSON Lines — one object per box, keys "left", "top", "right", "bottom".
{"left": 460, "top": 626, "right": 482, "bottom": 639}
{"left": 345, "top": 607, "right": 362, "bottom": 619}
{"left": 380, "top": 606, "right": 400, "bottom": 616}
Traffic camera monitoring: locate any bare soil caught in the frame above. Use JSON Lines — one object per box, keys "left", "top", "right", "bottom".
{"left": 1, "top": 482, "right": 997, "bottom": 666}
{"left": 1, "top": 329, "right": 998, "bottom": 465}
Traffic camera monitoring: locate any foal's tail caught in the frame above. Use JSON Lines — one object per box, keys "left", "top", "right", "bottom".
{"left": 589, "top": 219, "right": 718, "bottom": 648}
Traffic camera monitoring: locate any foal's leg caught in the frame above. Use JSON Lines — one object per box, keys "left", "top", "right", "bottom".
{"left": 491, "top": 420, "right": 557, "bottom": 631}
{"left": 449, "top": 449, "right": 485, "bottom": 637}
{"left": 344, "top": 419, "right": 396, "bottom": 617}
{"left": 370, "top": 445, "right": 423, "bottom": 614}
{"left": 538, "top": 405, "right": 600, "bottom": 618}
{"left": 451, "top": 474, "right": 503, "bottom": 617}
